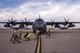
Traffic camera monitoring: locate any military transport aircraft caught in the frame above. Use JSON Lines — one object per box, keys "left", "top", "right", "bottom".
{"left": 0, "top": 15, "right": 80, "bottom": 33}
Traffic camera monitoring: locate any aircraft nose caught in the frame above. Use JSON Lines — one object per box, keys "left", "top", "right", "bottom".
{"left": 36, "top": 24, "right": 44, "bottom": 30}
{"left": 36, "top": 24, "right": 43, "bottom": 27}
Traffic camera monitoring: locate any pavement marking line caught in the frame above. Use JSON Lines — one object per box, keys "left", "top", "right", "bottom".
{"left": 35, "top": 35, "right": 42, "bottom": 53}
{"left": 37, "top": 36, "right": 40, "bottom": 53}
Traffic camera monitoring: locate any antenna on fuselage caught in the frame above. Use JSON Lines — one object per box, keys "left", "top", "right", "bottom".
{"left": 39, "top": 14, "right": 41, "bottom": 19}
{"left": 38, "top": 11, "right": 41, "bottom": 19}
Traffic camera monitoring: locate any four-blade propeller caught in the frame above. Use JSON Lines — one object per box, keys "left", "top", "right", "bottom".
{"left": 50, "top": 19, "right": 55, "bottom": 26}
{"left": 63, "top": 18, "right": 69, "bottom": 26}
{"left": 19, "top": 18, "right": 30, "bottom": 28}
{"left": 8, "top": 17, "right": 17, "bottom": 26}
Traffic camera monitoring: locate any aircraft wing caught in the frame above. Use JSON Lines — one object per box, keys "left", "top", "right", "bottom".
{"left": 0, "top": 22, "right": 9, "bottom": 23}
{"left": 46, "top": 22, "right": 80, "bottom": 26}
{"left": 14, "top": 22, "right": 33, "bottom": 25}
{"left": 46, "top": 22, "right": 80, "bottom": 25}
{"left": 1, "top": 21, "right": 80, "bottom": 25}
{"left": 0, "top": 22, "right": 33, "bottom": 25}
{"left": 46, "top": 22, "right": 52, "bottom": 25}
{"left": 68, "top": 22, "right": 80, "bottom": 23}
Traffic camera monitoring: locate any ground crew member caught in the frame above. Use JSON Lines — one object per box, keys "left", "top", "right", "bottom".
{"left": 18, "top": 29, "right": 22, "bottom": 40}
{"left": 47, "top": 28, "right": 51, "bottom": 38}
{"left": 10, "top": 29, "right": 21, "bottom": 44}
{"left": 24, "top": 32, "right": 33, "bottom": 41}
{"left": 13, "top": 30, "right": 21, "bottom": 44}
{"left": 35, "top": 30, "right": 41, "bottom": 40}
{"left": 10, "top": 29, "right": 15, "bottom": 42}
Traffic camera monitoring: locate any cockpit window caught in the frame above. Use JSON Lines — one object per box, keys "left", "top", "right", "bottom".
{"left": 35, "top": 19, "right": 44, "bottom": 24}
{"left": 33, "top": 18, "right": 46, "bottom": 25}
{"left": 36, "top": 19, "right": 43, "bottom": 21}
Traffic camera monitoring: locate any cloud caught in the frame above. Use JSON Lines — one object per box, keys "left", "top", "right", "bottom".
{"left": 0, "top": 0, "right": 27, "bottom": 8}
{"left": 0, "top": 1, "right": 80, "bottom": 22}
{"left": 51, "top": 0, "right": 80, "bottom": 4}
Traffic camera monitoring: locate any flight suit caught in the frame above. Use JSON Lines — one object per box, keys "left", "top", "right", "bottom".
{"left": 10, "top": 30, "right": 15, "bottom": 42}
{"left": 11, "top": 30, "right": 21, "bottom": 44}
{"left": 18, "top": 29, "right": 22, "bottom": 40}
{"left": 47, "top": 28, "right": 51, "bottom": 38}
{"left": 35, "top": 30, "right": 40, "bottom": 40}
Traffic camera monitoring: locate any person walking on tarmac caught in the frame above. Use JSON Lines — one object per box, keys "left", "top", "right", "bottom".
{"left": 10, "top": 29, "right": 21, "bottom": 44}
{"left": 47, "top": 28, "right": 51, "bottom": 38}
{"left": 35, "top": 30, "right": 41, "bottom": 40}
{"left": 10, "top": 29, "right": 15, "bottom": 42}
{"left": 24, "top": 32, "right": 32, "bottom": 41}
{"left": 18, "top": 29, "right": 22, "bottom": 40}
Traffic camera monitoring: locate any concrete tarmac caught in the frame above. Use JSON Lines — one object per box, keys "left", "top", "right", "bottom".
{"left": 0, "top": 29, "right": 80, "bottom": 53}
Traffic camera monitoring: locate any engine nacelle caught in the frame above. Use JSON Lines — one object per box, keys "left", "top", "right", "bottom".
{"left": 54, "top": 24, "right": 60, "bottom": 28}
{"left": 63, "top": 22, "right": 68, "bottom": 26}
{"left": 51, "top": 22, "right": 54, "bottom": 26}
{"left": 4, "top": 23, "right": 11, "bottom": 27}
{"left": 25, "top": 23, "right": 28, "bottom": 27}
{"left": 11, "top": 22, "right": 16, "bottom": 26}
{"left": 68, "top": 23, "right": 75, "bottom": 27}
{"left": 19, "top": 24, "right": 25, "bottom": 28}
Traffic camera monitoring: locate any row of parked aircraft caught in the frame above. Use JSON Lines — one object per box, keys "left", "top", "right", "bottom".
{"left": 0, "top": 15, "right": 80, "bottom": 33}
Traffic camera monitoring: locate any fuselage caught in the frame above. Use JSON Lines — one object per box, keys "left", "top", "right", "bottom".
{"left": 32, "top": 18, "right": 47, "bottom": 33}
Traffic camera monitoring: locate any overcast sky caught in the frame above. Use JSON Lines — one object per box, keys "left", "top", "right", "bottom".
{"left": 0, "top": 0, "right": 80, "bottom": 22}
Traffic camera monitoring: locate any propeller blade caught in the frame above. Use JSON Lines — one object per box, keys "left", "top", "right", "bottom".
{"left": 50, "top": 19, "right": 55, "bottom": 22}
{"left": 24, "top": 18, "right": 27, "bottom": 22}
{"left": 50, "top": 19, "right": 53, "bottom": 22}
{"left": 64, "top": 18, "right": 67, "bottom": 22}
{"left": 21, "top": 20, "right": 24, "bottom": 22}
{"left": 8, "top": 19, "right": 10, "bottom": 22}
{"left": 67, "top": 18, "right": 69, "bottom": 21}
{"left": 23, "top": 18, "right": 30, "bottom": 22}
{"left": 11, "top": 17, "right": 13, "bottom": 22}
{"left": 28, "top": 20, "right": 30, "bottom": 22}
{"left": 64, "top": 18, "right": 69, "bottom": 22}
{"left": 50, "top": 19, "right": 55, "bottom": 26}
